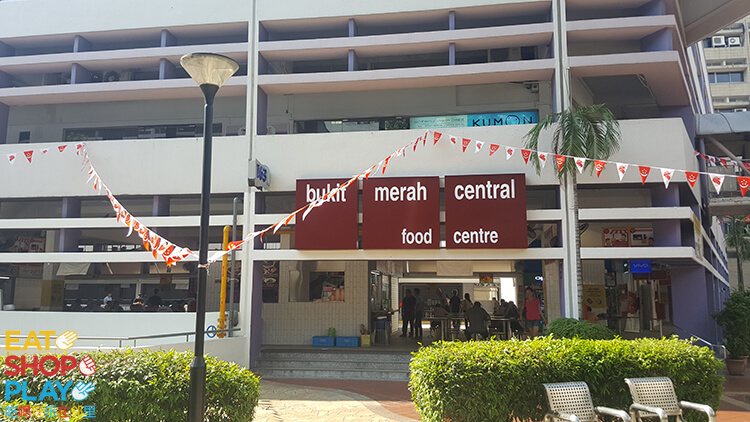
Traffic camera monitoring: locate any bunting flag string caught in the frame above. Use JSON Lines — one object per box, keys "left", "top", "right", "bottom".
{"left": 76, "top": 147, "right": 199, "bottom": 267}
{"left": 8, "top": 130, "right": 750, "bottom": 268}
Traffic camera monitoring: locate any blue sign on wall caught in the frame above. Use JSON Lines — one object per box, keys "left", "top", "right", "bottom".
{"left": 630, "top": 260, "right": 652, "bottom": 273}
{"left": 410, "top": 110, "right": 539, "bottom": 129}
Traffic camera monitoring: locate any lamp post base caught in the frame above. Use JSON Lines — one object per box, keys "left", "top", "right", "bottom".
{"left": 188, "top": 355, "right": 207, "bottom": 420}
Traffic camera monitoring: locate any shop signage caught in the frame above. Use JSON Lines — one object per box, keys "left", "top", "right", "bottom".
{"left": 445, "top": 174, "right": 527, "bottom": 248}
{"left": 295, "top": 179, "right": 358, "bottom": 250}
{"left": 409, "top": 111, "right": 539, "bottom": 129}
{"left": 362, "top": 177, "right": 440, "bottom": 249}
{"left": 630, "top": 260, "right": 652, "bottom": 273}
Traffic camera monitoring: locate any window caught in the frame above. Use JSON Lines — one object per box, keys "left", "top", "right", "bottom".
{"left": 708, "top": 72, "right": 745, "bottom": 84}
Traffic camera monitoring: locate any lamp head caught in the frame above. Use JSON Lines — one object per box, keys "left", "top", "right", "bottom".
{"left": 180, "top": 53, "right": 239, "bottom": 88}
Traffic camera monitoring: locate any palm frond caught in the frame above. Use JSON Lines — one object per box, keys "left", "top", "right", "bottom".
{"left": 524, "top": 104, "right": 621, "bottom": 180}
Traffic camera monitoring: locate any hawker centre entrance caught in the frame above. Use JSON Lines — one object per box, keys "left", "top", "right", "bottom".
{"left": 256, "top": 172, "right": 553, "bottom": 347}
{"left": 254, "top": 173, "right": 679, "bottom": 347}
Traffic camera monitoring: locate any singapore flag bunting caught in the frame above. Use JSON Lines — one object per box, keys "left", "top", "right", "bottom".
{"left": 710, "top": 174, "right": 725, "bottom": 194}
{"left": 660, "top": 168, "right": 674, "bottom": 188}
{"left": 616, "top": 163, "right": 628, "bottom": 181}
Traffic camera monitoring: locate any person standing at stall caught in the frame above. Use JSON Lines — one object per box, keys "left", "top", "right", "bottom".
{"left": 522, "top": 287, "right": 546, "bottom": 339}
{"left": 400, "top": 289, "right": 416, "bottom": 338}
{"left": 413, "top": 288, "right": 424, "bottom": 340}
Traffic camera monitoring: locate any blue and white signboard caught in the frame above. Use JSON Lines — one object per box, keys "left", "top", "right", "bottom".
{"left": 630, "top": 260, "right": 652, "bottom": 273}
{"left": 410, "top": 111, "right": 538, "bottom": 129}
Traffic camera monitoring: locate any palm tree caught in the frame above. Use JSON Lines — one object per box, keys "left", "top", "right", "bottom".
{"left": 724, "top": 216, "right": 749, "bottom": 292}
{"left": 524, "top": 104, "right": 621, "bottom": 317}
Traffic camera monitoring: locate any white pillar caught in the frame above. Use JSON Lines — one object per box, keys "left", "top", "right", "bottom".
{"left": 552, "top": 0, "right": 579, "bottom": 318}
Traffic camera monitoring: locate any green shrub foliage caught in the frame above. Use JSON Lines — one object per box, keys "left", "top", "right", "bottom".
{"left": 410, "top": 337, "right": 723, "bottom": 422}
{"left": 713, "top": 290, "right": 750, "bottom": 358}
{"left": 0, "top": 349, "right": 259, "bottom": 422}
{"left": 546, "top": 317, "right": 616, "bottom": 340}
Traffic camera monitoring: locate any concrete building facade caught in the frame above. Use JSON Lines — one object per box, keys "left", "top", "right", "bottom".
{"left": 0, "top": 0, "right": 748, "bottom": 366}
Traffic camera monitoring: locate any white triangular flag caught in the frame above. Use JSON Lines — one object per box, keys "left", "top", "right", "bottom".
{"left": 660, "top": 168, "right": 674, "bottom": 188}
{"left": 506, "top": 147, "right": 515, "bottom": 161}
{"left": 538, "top": 152, "right": 548, "bottom": 169}
{"left": 574, "top": 157, "right": 586, "bottom": 174}
{"left": 474, "top": 141, "right": 484, "bottom": 153}
{"left": 710, "top": 173, "right": 725, "bottom": 194}
{"left": 616, "top": 163, "right": 629, "bottom": 181}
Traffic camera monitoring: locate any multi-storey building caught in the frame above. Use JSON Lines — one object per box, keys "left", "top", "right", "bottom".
{"left": 1, "top": 0, "right": 748, "bottom": 367}
{"left": 704, "top": 15, "right": 750, "bottom": 113}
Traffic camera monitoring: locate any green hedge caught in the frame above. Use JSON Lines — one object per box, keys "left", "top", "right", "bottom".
{"left": 410, "top": 337, "right": 723, "bottom": 422}
{"left": 1, "top": 349, "right": 260, "bottom": 422}
{"left": 546, "top": 317, "right": 616, "bottom": 340}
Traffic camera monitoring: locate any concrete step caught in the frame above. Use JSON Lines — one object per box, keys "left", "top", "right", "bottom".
{"left": 256, "top": 367, "right": 410, "bottom": 382}
{"left": 255, "top": 357, "right": 408, "bottom": 371}
{"left": 260, "top": 349, "right": 412, "bottom": 363}
{"left": 254, "top": 348, "right": 412, "bottom": 381}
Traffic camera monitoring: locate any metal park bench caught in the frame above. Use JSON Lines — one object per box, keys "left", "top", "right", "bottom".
{"left": 625, "top": 377, "right": 716, "bottom": 422}
{"left": 543, "top": 382, "right": 631, "bottom": 422}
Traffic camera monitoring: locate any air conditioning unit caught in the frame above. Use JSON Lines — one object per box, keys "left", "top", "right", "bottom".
{"left": 728, "top": 36, "right": 742, "bottom": 47}
{"left": 734, "top": 108, "right": 747, "bottom": 112}
{"left": 712, "top": 36, "right": 726, "bottom": 47}
{"left": 103, "top": 71, "right": 120, "bottom": 82}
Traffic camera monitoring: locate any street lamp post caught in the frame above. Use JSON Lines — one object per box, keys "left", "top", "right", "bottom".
{"left": 180, "top": 52, "right": 239, "bottom": 422}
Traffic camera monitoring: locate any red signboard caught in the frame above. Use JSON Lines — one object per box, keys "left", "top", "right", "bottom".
{"left": 445, "top": 174, "right": 527, "bottom": 249}
{"left": 362, "top": 177, "right": 440, "bottom": 249}
{"left": 295, "top": 179, "right": 358, "bottom": 250}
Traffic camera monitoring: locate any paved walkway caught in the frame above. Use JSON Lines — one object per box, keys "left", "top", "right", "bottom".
{"left": 256, "top": 374, "right": 750, "bottom": 422}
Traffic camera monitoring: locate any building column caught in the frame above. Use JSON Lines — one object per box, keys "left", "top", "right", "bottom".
{"left": 70, "top": 63, "right": 91, "bottom": 84}
{"left": 73, "top": 35, "right": 92, "bottom": 53}
{"left": 0, "top": 102, "right": 8, "bottom": 145}
{"left": 256, "top": 88, "right": 268, "bottom": 136}
{"left": 651, "top": 185, "right": 681, "bottom": 246}
{"left": 59, "top": 198, "right": 82, "bottom": 252}
{"left": 671, "top": 266, "right": 715, "bottom": 342}
{"left": 552, "top": 0, "right": 578, "bottom": 318}
{"left": 239, "top": 190, "right": 257, "bottom": 367}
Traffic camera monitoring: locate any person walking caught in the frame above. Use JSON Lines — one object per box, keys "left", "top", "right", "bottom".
{"left": 522, "top": 287, "right": 546, "bottom": 339}
{"left": 413, "top": 288, "right": 424, "bottom": 339}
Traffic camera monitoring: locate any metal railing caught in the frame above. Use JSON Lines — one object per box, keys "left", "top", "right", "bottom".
{"left": 673, "top": 325, "right": 727, "bottom": 362}
{"left": 1, "top": 328, "right": 242, "bottom": 349}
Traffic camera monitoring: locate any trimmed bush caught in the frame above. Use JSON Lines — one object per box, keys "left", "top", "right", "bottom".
{"left": 0, "top": 349, "right": 260, "bottom": 422}
{"left": 546, "top": 317, "right": 616, "bottom": 340}
{"left": 410, "top": 337, "right": 723, "bottom": 422}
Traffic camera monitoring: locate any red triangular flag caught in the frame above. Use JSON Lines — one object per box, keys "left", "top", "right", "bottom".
{"left": 720, "top": 158, "right": 728, "bottom": 168}
{"left": 58, "top": 145, "right": 68, "bottom": 153}
{"left": 24, "top": 150, "right": 33, "bottom": 163}
{"left": 685, "top": 171, "right": 699, "bottom": 188}
{"left": 521, "top": 149, "right": 531, "bottom": 164}
{"left": 743, "top": 162, "right": 750, "bottom": 172}
{"left": 555, "top": 155, "right": 566, "bottom": 172}
{"left": 738, "top": 177, "right": 750, "bottom": 197}
{"left": 489, "top": 144, "right": 500, "bottom": 156}
{"left": 638, "top": 166, "right": 651, "bottom": 184}
{"left": 75, "top": 143, "right": 84, "bottom": 155}
{"left": 461, "top": 138, "right": 471, "bottom": 152}
{"left": 433, "top": 131, "right": 442, "bottom": 145}
{"left": 594, "top": 160, "right": 606, "bottom": 177}
{"left": 382, "top": 155, "right": 392, "bottom": 174}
